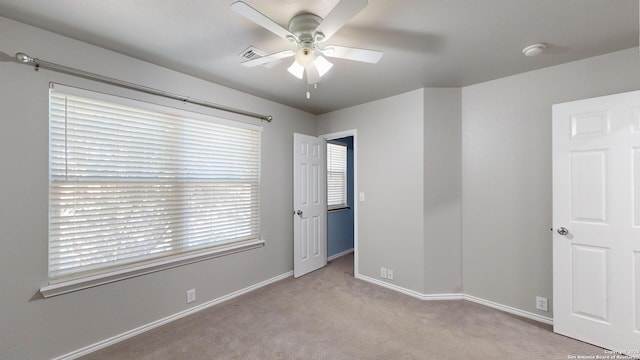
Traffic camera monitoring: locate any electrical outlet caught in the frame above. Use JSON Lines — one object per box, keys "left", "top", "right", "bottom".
{"left": 387, "top": 269, "right": 394, "bottom": 280}
{"left": 187, "top": 289, "right": 196, "bottom": 304}
{"left": 536, "top": 296, "right": 548, "bottom": 312}
{"left": 380, "top": 267, "right": 387, "bottom": 279}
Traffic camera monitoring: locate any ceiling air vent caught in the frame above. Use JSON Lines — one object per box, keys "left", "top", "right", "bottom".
{"left": 238, "top": 46, "right": 280, "bottom": 68}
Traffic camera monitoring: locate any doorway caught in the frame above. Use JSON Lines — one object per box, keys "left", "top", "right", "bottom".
{"left": 322, "top": 130, "right": 358, "bottom": 275}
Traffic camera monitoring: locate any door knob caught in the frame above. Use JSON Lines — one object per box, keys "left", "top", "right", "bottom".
{"left": 295, "top": 210, "right": 303, "bottom": 217}
{"left": 557, "top": 227, "right": 569, "bottom": 236}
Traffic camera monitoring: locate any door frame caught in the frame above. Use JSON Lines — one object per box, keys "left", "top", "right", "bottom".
{"left": 320, "top": 129, "right": 358, "bottom": 276}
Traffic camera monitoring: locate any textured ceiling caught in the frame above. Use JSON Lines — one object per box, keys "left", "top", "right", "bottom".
{"left": 0, "top": 0, "right": 638, "bottom": 114}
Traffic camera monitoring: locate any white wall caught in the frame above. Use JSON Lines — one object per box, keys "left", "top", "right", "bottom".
{"left": 318, "top": 89, "right": 426, "bottom": 293}
{"left": 462, "top": 47, "right": 640, "bottom": 317}
{"left": 0, "top": 16, "right": 316, "bottom": 360}
{"left": 423, "top": 88, "right": 463, "bottom": 294}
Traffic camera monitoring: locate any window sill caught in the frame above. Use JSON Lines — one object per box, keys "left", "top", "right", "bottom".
{"left": 40, "top": 239, "right": 265, "bottom": 298}
{"left": 328, "top": 206, "right": 351, "bottom": 212}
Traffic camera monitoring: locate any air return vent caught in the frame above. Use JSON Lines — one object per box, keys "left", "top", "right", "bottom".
{"left": 238, "top": 46, "right": 280, "bottom": 68}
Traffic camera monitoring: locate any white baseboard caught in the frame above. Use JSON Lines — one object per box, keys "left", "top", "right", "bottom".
{"left": 328, "top": 248, "right": 354, "bottom": 261}
{"left": 355, "top": 274, "right": 553, "bottom": 325}
{"left": 356, "top": 274, "right": 426, "bottom": 300}
{"left": 54, "top": 271, "right": 293, "bottom": 360}
{"left": 356, "top": 274, "right": 464, "bottom": 301}
{"left": 464, "top": 294, "right": 554, "bottom": 325}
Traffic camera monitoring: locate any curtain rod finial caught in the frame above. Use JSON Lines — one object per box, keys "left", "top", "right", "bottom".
{"left": 15, "top": 52, "right": 32, "bottom": 63}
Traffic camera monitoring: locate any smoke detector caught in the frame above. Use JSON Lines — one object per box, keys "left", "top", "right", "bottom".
{"left": 522, "top": 43, "right": 547, "bottom": 57}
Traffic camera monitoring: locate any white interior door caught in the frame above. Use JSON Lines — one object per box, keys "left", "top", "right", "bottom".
{"left": 293, "top": 133, "right": 327, "bottom": 278}
{"left": 553, "top": 90, "right": 640, "bottom": 354}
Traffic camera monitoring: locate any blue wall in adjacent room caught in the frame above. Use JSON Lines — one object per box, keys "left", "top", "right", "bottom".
{"left": 327, "top": 136, "right": 354, "bottom": 257}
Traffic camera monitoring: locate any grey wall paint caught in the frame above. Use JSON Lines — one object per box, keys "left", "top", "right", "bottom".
{"left": 0, "top": 17, "right": 316, "bottom": 360}
{"left": 462, "top": 47, "right": 640, "bottom": 317}
{"left": 318, "top": 89, "right": 426, "bottom": 293}
{"left": 2, "top": 12, "right": 639, "bottom": 360}
{"left": 327, "top": 136, "right": 354, "bottom": 257}
{"left": 317, "top": 88, "right": 464, "bottom": 295}
{"left": 423, "top": 88, "right": 463, "bottom": 294}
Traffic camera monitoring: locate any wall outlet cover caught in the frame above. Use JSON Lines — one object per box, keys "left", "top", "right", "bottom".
{"left": 187, "top": 289, "right": 196, "bottom": 304}
{"left": 535, "top": 296, "right": 548, "bottom": 312}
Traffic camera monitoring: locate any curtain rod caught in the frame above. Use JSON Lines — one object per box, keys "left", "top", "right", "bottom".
{"left": 14, "top": 52, "right": 273, "bottom": 123}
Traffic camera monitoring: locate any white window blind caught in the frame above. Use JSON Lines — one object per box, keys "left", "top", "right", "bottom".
{"left": 327, "top": 142, "right": 347, "bottom": 209}
{"left": 48, "top": 86, "right": 261, "bottom": 284}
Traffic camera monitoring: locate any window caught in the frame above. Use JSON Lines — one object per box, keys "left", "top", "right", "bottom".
{"left": 46, "top": 84, "right": 262, "bottom": 292}
{"left": 327, "top": 141, "right": 347, "bottom": 210}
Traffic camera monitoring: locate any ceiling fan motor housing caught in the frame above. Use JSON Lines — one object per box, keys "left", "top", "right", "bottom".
{"left": 288, "top": 13, "right": 322, "bottom": 47}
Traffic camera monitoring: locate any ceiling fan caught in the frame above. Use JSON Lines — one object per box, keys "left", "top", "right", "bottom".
{"left": 231, "top": 0, "right": 383, "bottom": 88}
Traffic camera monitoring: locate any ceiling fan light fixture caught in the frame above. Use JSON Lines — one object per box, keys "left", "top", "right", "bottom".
{"left": 287, "top": 61, "right": 305, "bottom": 79}
{"left": 231, "top": 0, "right": 382, "bottom": 87}
{"left": 314, "top": 55, "right": 333, "bottom": 77}
{"left": 295, "top": 47, "right": 315, "bottom": 66}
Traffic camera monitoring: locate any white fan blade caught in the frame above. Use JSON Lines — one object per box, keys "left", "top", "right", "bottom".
{"left": 314, "top": 0, "right": 368, "bottom": 42}
{"left": 231, "top": 1, "right": 297, "bottom": 42}
{"left": 320, "top": 45, "right": 383, "bottom": 63}
{"left": 305, "top": 63, "right": 321, "bottom": 85}
{"left": 241, "top": 50, "right": 295, "bottom": 67}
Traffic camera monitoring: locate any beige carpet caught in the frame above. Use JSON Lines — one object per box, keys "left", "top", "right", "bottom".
{"left": 81, "top": 253, "right": 605, "bottom": 359}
